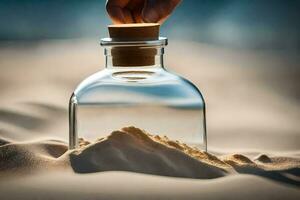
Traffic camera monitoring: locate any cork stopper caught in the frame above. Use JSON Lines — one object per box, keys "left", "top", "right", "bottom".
{"left": 108, "top": 23, "right": 159, "bottom": 41}
{"left": 108, "top": 23, "right": 160, "bottom": 66}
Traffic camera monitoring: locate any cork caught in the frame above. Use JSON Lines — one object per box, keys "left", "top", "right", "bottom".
{"left": 108, "top": 23, "right": 160, "bottom": 66}
{"left": 108, "top": 23, "right": 160, "bottom": 41}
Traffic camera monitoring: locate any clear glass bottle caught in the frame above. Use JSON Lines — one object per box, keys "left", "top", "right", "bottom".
{"left": 69, "top": 36, "right": 207, "bottom": 151}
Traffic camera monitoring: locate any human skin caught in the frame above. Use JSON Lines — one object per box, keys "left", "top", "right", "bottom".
{"left": 106, "top": 0, "right": 182, "bottom": 24}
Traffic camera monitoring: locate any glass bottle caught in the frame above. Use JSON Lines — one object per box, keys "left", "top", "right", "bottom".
{"left": 69, "top": 26, "right": 207, "bottom": 151}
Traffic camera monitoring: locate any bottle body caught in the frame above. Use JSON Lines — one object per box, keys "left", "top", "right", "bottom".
{"left": 69, "top": 37, "right": 207, "bottom": 150}
{"left": 69, "top": 67, "right": 207, "bottom": 150}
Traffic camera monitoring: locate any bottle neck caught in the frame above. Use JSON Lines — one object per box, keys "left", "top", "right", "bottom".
{"left": 104, "top": 46, "right": 164, "bottom": 69}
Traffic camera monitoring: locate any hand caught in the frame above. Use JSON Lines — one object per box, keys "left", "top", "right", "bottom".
{"left": 106, "top": 0, "right": 181, "bottom": 24}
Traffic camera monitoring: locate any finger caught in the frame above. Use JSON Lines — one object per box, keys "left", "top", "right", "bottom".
{"left": 157, "top": 0, "right": 181, "bottom": 24}
{"left": 106, "top": 0, "right": 134, "bottom": 24}
{"left": 132, "top": 10, "right": 143, "bottom": 23}
{"left": 126, "top": 0, "right": 145, "bottom": 23}
{"left": 142, "top": 0, "right": 181, "bottom": 23}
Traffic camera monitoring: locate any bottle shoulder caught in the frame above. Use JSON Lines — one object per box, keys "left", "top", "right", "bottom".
{"left": 73, "top": 68, "right": 204, "bottom": 106}
{"left": 74, "top": 69, "right": 111, "bottom": 94}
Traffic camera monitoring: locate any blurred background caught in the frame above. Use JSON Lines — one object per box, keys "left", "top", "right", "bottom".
{"left": 0, "top": 0, "right": 299, "bottom": 152}
{"left": 1, "top": 0, "right": 300, "bottom": 50}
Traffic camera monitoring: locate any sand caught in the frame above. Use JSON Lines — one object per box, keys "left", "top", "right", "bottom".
{"left": 1, "top": 126, "right": 299, "bottom": 179}
{"left": 0, "top": 126, "right": 299, "bottom": 200}
{"left": 0, "top": 39, "right": 300, "bottom": 199}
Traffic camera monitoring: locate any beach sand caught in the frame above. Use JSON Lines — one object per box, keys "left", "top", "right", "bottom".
{"left": 0, "top": 39, "right": 299, "bottom": 199}
{"left": 0, "top": 126, "right": 299, "bottom": 199}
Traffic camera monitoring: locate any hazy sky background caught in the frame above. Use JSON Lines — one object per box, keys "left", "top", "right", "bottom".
{"left": 0, "top": 0, "right": 299, "bottom": 50}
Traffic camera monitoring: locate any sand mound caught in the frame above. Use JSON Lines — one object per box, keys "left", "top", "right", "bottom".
{"left": 0, "top": 139, "right": 68, "bottom": 175}
{"left": 69, "top": 126, "right": 300, "bottom": 184}
{"left": 70, "top": 127, "right": 228, "bottom": 179}
{"left": 0, "top": 126, "right": 299, "bottom": 184}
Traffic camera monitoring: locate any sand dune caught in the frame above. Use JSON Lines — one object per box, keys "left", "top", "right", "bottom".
{"left": 0, "top": 139, "right": 68, "bottom": 176}
{"left": 0, "top": 127, "right": 299, "bottom": 199}
{"left": 1, "top": 127, "right": 299, "bottom": 188}
{"left": 70, "top": 127, "right": 228, "bottom": 179}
